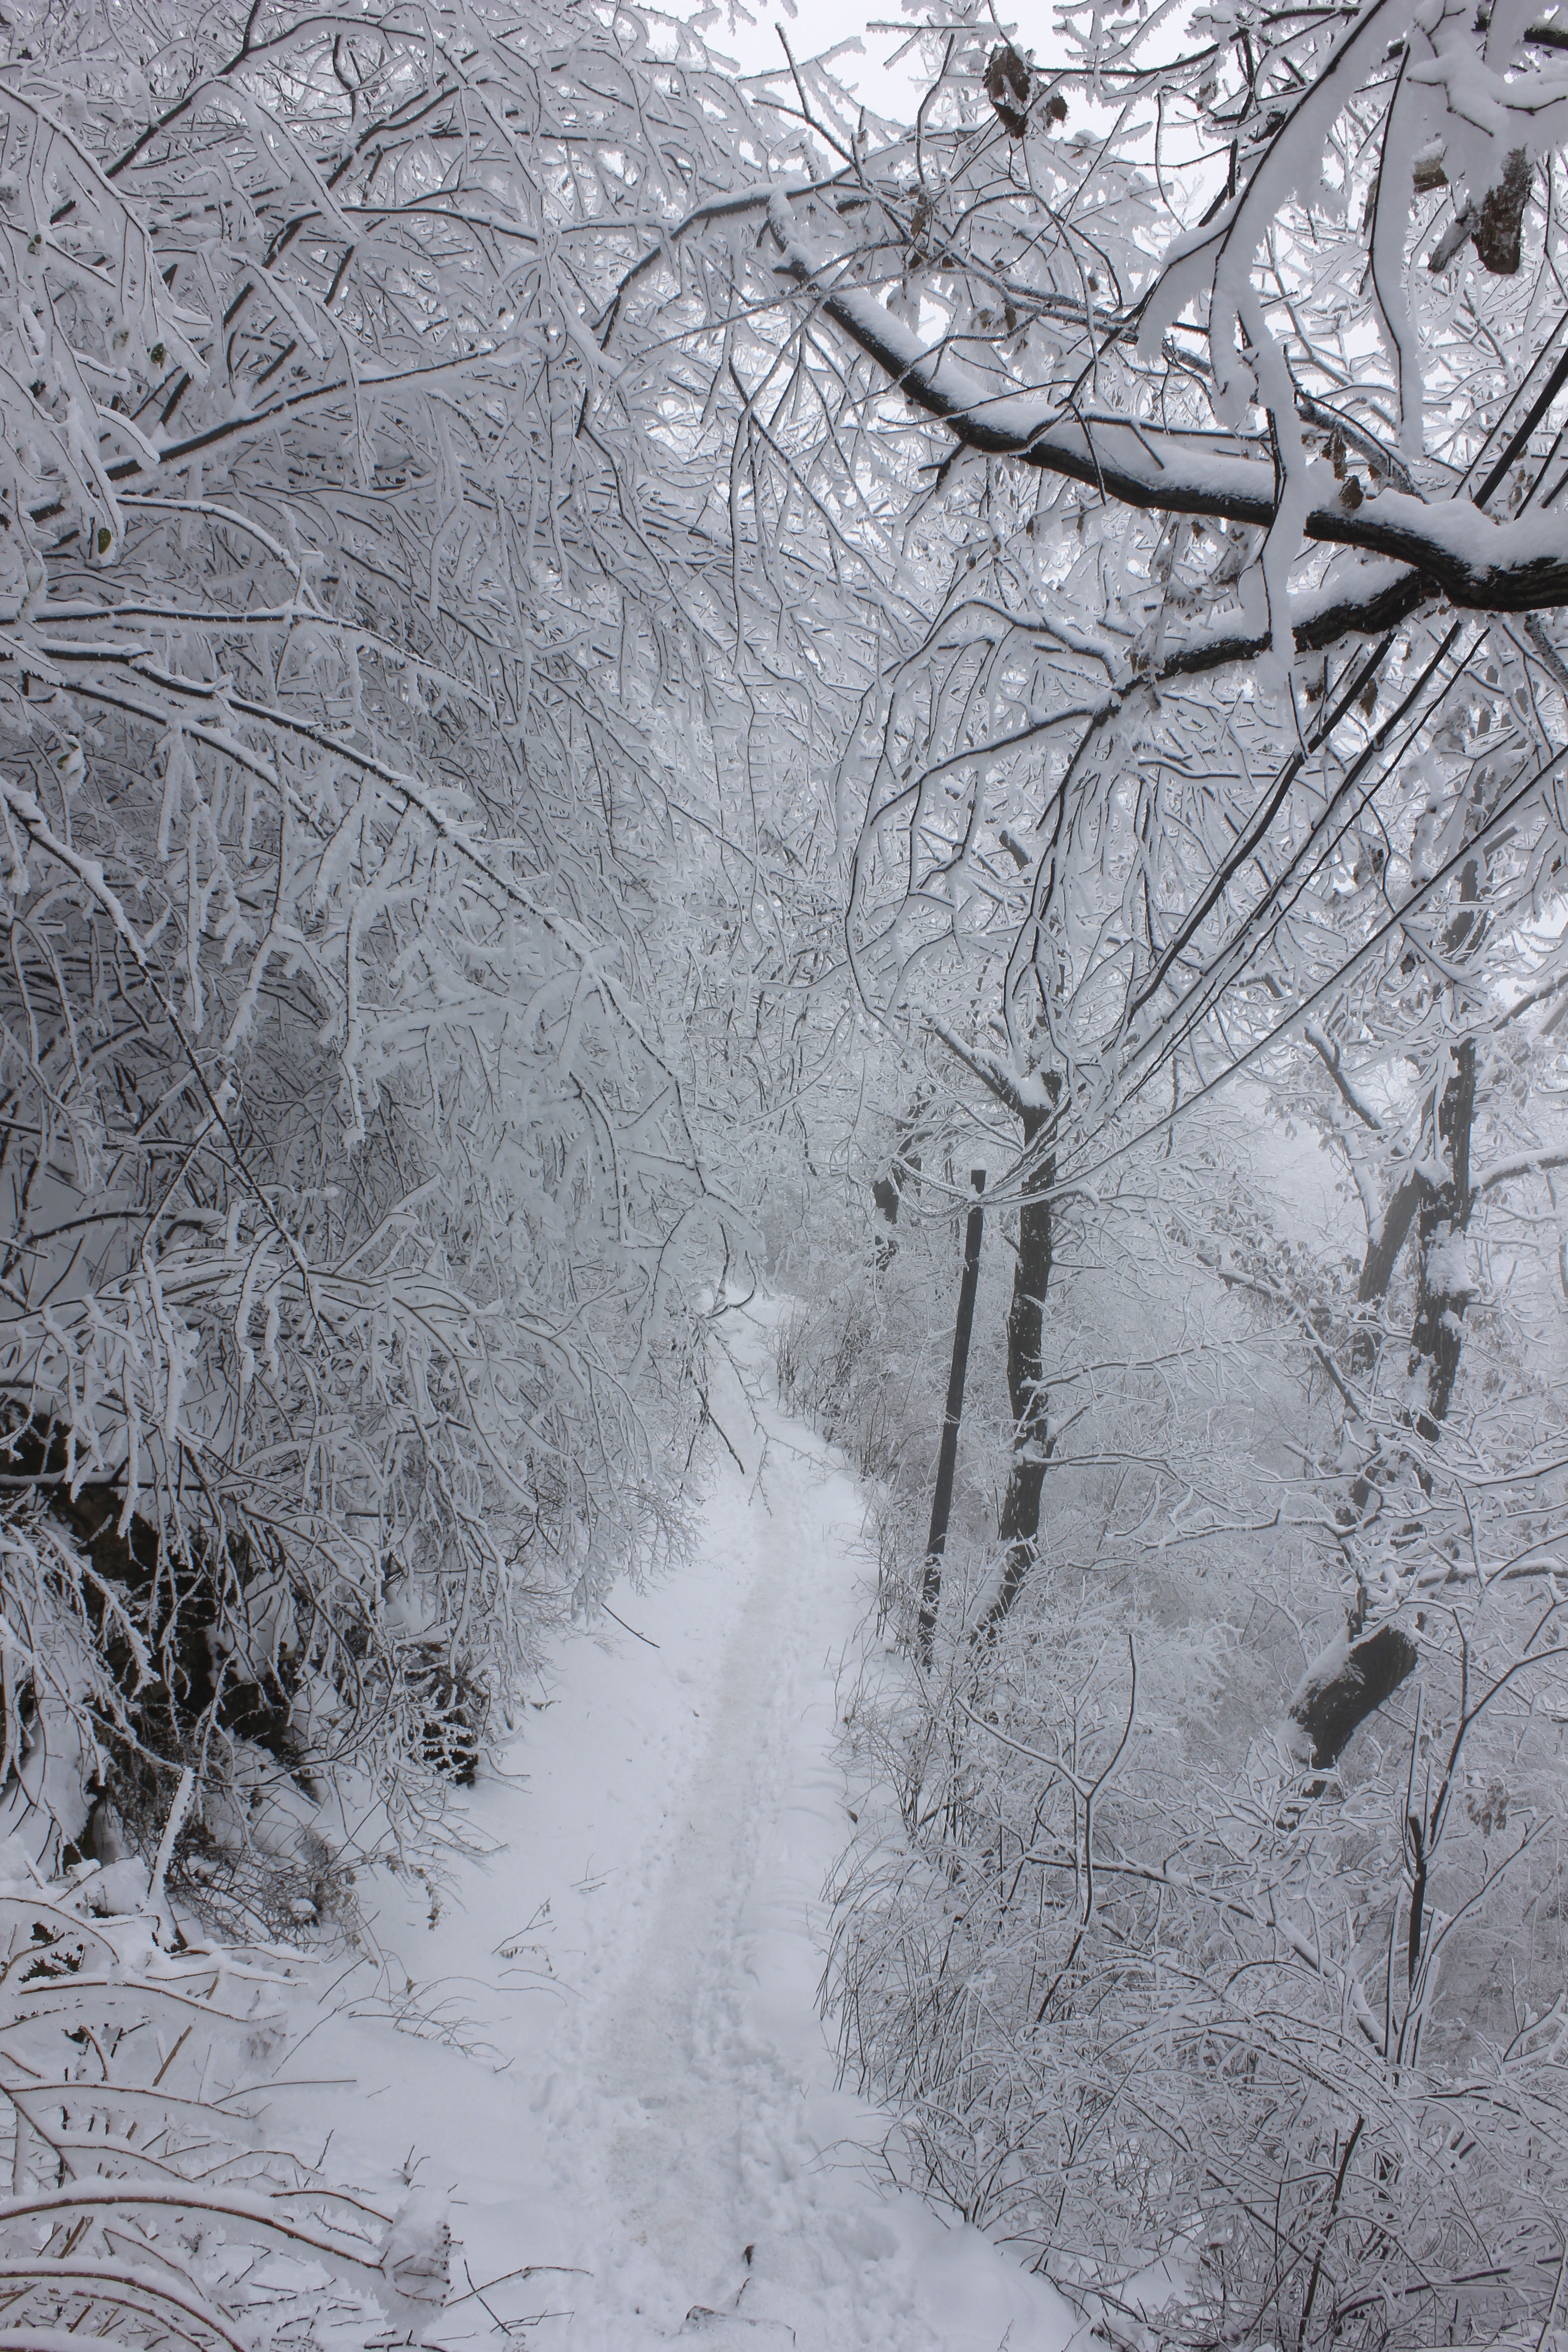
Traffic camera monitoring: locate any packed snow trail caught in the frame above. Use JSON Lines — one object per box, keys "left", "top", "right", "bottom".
{"left": 314, "top": 1305, "right": 1075, "bottom": 2349}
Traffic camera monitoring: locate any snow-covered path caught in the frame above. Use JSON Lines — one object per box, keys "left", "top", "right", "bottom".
{"left": 317, "top": 1308, "right": 1075, "bottom": 2350}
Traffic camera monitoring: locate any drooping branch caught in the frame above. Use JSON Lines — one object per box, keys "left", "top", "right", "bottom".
{"left": 1474, "top": 1145, "right": 1568, "bottom": 1192}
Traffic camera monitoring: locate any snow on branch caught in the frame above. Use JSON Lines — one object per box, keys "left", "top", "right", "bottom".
{"left": 768, "top": 178, "right": 1568, "bottom": 658}
{"left": 1474, "top": 1145, "right": 1568, "bottom": 1191}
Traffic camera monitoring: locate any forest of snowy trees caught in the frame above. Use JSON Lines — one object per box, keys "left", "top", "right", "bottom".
{"left": 0, "top": 0, "right": 1565, "bottom": 2338}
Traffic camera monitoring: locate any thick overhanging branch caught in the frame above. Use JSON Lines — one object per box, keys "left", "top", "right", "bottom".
{"left": 1475, "top": 1145, "right": 1568, "bottom": 1192}
{"left": 1155, "top": 566, "right": 1433, "bottom": 679}
{"left": 770, "top": 211, "right": 1568, "bottom": 653}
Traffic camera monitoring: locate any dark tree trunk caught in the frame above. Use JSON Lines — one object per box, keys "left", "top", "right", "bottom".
{"left": 1344, "top": 1171, "right": 1431, "bottom": 1520}
{"left": 1407, "top": 1038, "right": 1476, "bottom": 1439}
{"left": 1320, "top": 1060, "right": 1474, "bottom": 1751}
{"left": 981, "top": 1085, "right": 1059, "bottom": 1632}
{"left": 918, "top": 1172, "right": 987, "bottom": 1664}
{"left": 1347, "top": 1028, "right": 1477, "bottom": 1527}
{"left": 1350, "top": 1173, "right": 1430, "bottom": 1375}
{"left": 1347, "top": 838, "right": 1482, "bottom": 1481}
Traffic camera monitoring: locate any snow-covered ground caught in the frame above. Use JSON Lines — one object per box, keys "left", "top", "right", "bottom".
{"left": 294, "top": 1303, "right": 1076, "bottom": 2350}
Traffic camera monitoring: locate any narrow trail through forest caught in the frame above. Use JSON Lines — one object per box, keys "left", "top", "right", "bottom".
{"left": 338, "top": 1304, "right": 1076, "bottom": 2351}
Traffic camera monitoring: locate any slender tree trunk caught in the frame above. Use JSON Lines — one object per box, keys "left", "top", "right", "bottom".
{"left": 1407, "top": 1038, "right": 1476, "bottom": 1439}
{"left": 918, "top": 1171, "right": 986, "bottom": 1664}
{"left": 1314, "top": 872, "right": 1482, "bottom": 1762}
{"left": 981, "top": 1085, "right": 1059, "bottom": 1632}
{"left": 1350, "top": 1173, "right": 1430, "bottom": 1377}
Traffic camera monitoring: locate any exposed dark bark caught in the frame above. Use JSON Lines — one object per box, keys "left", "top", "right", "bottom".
{"left": 1286, "top": 1622, "right": 1421, "bottom": 1773}
{"left": 1471, "top": 149, "right": 1532, "bottom": 275}
{"left": 981, "top": 1085, "right": 1060, "bottom": 1633}
{"left": 1350, "top": 1173, "right": 1431, "bottom": 1376}
{"left": 918, "top": 1172, "right": 987, "bottom": 1664}
{"left": 1348, "top": 857, "right": 1482, "bottom": 1510}
{"left": 870, "top": 1174, "right": 899, "bottom": 1230}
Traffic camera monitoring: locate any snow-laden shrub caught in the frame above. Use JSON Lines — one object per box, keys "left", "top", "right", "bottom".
{"left": 775, "top": 1279, "right": 929, "bottom": 1488}
{"left": 0, "top": 0, "right": 837, "bottom": 1847}
{"left": 828, "top": 1572, "right": 1568, "bottom": 2352}
{"left": 0, "top": 1783, "right": 447, "bottom": 2350}
{"left": 820, "top": 1122, "right": 1568, "bottom": 2347}
{"left": 825, "top": 1263, "right": 1568, "bottom": 2348}
{"left": 0, "top": 1494, "right": 354, "bottom": 1928}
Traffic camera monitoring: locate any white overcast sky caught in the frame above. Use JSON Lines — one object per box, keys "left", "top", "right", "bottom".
{"left": 690, "top": 0, "right": 933, "bottom": 118}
